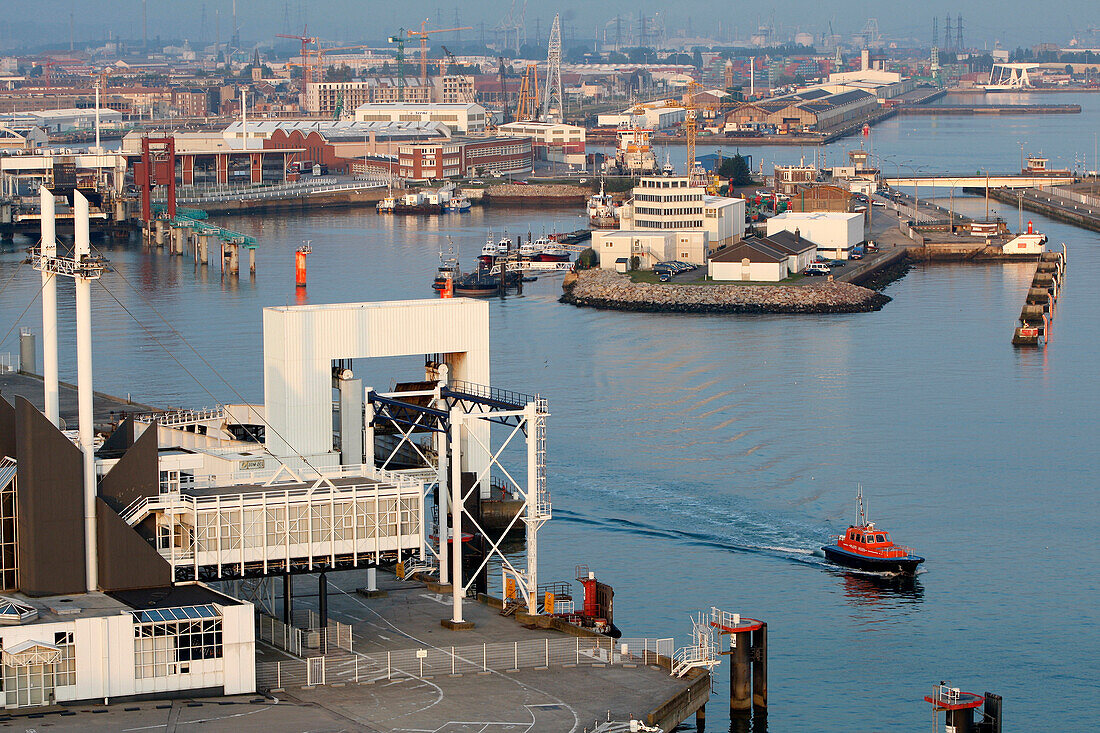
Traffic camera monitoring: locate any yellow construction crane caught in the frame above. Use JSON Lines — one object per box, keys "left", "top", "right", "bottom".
{"left": 515, "top": 64, "right": 540, "bottom": 121}
{"left": 408, "top": 20, "right": 471, "bottom": 84}
{"left": 685, "top": 81, "right": 701, "bottom": 184}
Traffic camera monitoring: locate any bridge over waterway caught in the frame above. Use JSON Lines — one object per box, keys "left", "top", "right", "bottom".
{"left": 885, "top": 175, "right": 1076, "bottom": 190}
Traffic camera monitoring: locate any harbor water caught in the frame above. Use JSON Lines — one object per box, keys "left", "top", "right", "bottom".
{"left": 1, "top": 99, "right": 1099, "bottom": 731}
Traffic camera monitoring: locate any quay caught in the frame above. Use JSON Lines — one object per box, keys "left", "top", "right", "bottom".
{"left": 895, "top": 103, "right": 1081, "bottom": 114}
{"left": 983, "top": 185, "right": 1100, "bottom": 233}
{"left": 253, "top": 570, "right": 711, "bottom": 732}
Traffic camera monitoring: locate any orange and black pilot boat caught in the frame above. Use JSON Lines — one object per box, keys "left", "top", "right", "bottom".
{"left": 822, "top": 488, "right": 925, "bottom": 575}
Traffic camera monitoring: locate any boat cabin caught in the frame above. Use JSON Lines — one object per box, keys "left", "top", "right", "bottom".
{"left": 835, "top": 523, "right": 912, "bottom": 558}
{"left": 845, "top": 526, "right": 892, "bottom": 547}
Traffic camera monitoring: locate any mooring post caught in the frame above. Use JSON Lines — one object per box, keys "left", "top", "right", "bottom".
{"left": 695, "top": 704, "right": 706, "bottom": 732}
{"left": 752, "top": 623, "right": 768, "bottom": 710}
{"left": 249, "top": 247, "right": 256, "bottom": 274}
{"left": 731, "top": 631, "right": 751, "bottom": 711}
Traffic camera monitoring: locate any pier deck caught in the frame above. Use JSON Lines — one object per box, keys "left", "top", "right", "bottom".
{"left": 259, "top": 570, "right": 709, "bottom": 732}
{"left": 0, "top": 370, "right": 154, "bottom": 425}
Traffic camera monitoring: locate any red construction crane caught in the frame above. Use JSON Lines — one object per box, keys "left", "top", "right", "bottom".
{"left": 277, "top": 31, "right": 318, "bottom": 84}
{"left": 407, "top": 20, "right": 471, "bottom": 84}
{"left": 34, "top": 59, "right": 80, "bottom": 90}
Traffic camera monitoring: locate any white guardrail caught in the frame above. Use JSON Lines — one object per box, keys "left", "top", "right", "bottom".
{"left": 257, "top": 636, "right": 674, "bottom": 690}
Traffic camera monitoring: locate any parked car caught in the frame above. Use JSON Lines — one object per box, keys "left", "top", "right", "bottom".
{"left": 872, "top": 199, "right": 886, "bottom": 207}
{"left": 850, "top": 251, "right": 864, "bottom": 260}
{"left": 804, "top": 262, "right": 831, "bottom": 276}
{"left": 866, "top": 240, "right": 879, "bottom": 252}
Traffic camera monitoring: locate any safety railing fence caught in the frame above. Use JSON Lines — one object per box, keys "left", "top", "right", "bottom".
{"left": 1051, "top": 186, "right": 1100, "bottom": 208}
{"left": 0, "top": 353, "right": 18, "bottom": 374}
{"left": 257, "top": 636, "right": 674, "bottom": 690}
{"left": 257, "top": 613, "right": 303, "bottom": 657}
{"left": 257, "top": 612, "right": 354, "bottom": 658}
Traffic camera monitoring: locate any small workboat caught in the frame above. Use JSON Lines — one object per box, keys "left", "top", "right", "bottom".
{"left": 444, "top": 194, "right": 472, "bottom": 212}
{"left": 822, "top": 488, "right": 924, "bottom": 575}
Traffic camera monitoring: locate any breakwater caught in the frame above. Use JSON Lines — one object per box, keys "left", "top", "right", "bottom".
{"left": 561, "top": 269, "right": 890, "bottom": 314}
{"left": 896, "top": 104, "right": 1081, "bottom": 114}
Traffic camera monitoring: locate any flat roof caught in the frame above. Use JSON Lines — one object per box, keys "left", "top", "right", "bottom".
{"left": 183, "top": 473, "right": 385, "bottom": 499}
{"left": 1, "top": 591, "right": 130, "bottom": 625}
{"left": 109, "top": 584, "right": 240, "bottom": 610}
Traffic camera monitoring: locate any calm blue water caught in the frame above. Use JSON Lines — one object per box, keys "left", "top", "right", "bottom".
{"left": 2, "top": 97, "right": 1099, "bottom": 731}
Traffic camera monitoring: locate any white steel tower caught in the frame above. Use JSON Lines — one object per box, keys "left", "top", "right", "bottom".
{"left": 541, "top": 14, "right": 564, "bottom": 123}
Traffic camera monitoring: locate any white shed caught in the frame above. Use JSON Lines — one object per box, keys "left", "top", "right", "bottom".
{"left": 766, "top": 212, "right": 863, "bottom": 259}
{"left": 708, "top": 239, "right": 790, "bottom": 282}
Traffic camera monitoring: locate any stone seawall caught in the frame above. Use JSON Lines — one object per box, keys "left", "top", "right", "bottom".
{"left": 561, "top": 269, "right": 890, "bottom": 314}
{"left": 485, "top": 184, "right": 588, "bottom": 204}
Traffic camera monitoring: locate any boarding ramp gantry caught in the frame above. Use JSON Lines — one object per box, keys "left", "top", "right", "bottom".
{"left": 367, "top": 374, "right": 551, "bottom": 621}
{"left": 120, "top": 461, "right": 426, "bottom": 583}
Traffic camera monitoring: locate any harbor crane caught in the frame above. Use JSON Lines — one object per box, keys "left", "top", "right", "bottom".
{"left": 408, "top": 21, "right": 472, "bottom": 84}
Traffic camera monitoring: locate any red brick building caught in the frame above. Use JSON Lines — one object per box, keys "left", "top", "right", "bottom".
{"left": 398, "top": 136, "right": 533, "bottom": 181}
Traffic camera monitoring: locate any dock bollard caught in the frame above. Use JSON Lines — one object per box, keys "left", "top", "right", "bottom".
{"left": 249, "top": 248, "right": 256, "bottom": 275}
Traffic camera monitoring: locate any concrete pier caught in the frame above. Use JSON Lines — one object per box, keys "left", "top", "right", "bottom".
{"left": 252, "top": 570, "right": 711, "bottom": 732}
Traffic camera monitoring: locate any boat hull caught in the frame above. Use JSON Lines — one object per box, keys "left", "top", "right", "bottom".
{"left": 822, "top": 545, "right": 924, "bottom": 575}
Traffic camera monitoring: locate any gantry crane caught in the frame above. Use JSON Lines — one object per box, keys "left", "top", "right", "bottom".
{"left": 408, "top": 20, "right": 471, "bottom": 84}
{"left": 516, "top": 64, "right": 540, "bottom": 122}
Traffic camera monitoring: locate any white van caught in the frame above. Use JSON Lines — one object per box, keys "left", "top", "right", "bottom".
{"left": 804, "top": 262, "right": 831, "bottom": 276}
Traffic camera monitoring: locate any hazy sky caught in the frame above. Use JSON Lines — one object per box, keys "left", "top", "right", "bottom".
{"left": 6, "top": 1, "right": 1099, "bottom": 51}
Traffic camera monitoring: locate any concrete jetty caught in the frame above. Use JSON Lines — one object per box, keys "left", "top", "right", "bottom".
{"left": 562, "top": 269, "right": 890, "bottom": 314}
{"left": 255, "top": 570, "right": 711, "bottom": 732}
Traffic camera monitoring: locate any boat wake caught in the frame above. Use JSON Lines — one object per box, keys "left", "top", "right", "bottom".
{"left": 554, "top": 507, "right": 830, "bottom": 568}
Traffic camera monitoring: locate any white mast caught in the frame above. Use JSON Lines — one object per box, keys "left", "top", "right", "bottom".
{"left": 74, "top": 190, "right": 98, "bottom": 591}
{"left": 39, "top": 187, "right": 59, "bottom": 426}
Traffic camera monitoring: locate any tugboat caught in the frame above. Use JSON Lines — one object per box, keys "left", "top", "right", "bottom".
{"left": 822, "top": 488, "right": 924, "bottom": 575}
{"left": 586, "top": 179, "right": 620, "bottom": 228}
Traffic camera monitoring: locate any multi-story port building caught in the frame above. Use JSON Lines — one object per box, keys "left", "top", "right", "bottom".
{"left": 597, "top": 177, "right": 746, "bottom": 268}
{"left": 354, "top": 103, "right": 488, "bottom": 134}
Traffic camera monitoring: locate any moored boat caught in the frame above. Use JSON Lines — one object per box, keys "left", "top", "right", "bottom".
{"left": 444, "top": 194, "right": 472, "bottom": 212}
{"left": 821, "top": 488, "right": 924, "bottom": 575}
{"left": 586, "top": 179, "right": 620, "bottom": 228}
{"left": 376, "top": 195, "right": 397, "bottom": 213}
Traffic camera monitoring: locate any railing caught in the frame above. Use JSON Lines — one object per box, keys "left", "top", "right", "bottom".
{"left": 133, "top": 406, "right": 227, "bottom": 427}
{"left": 151, "top": 177, "right": 387, "bottom": 205}
{"left": 1050, "top": 186, "right": 1100, "bottom": 208}
{"left": 671, "top": 640, "right": 719, "bottom": 678}
{"left": 257, "top": 636, "right": 674, "bottom": 691}
{"left": 119, "top": 466, "right": 424, "bottom": 526}
{"left": 0, "top": 353, "right": 17, "bottom": 374}
{"left": 448, "top": 380, "right": 538, "bottom": 409}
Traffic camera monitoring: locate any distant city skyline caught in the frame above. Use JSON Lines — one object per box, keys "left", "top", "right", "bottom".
{"left": 5, "top": 1, "right": 1099, "bottom": 52}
